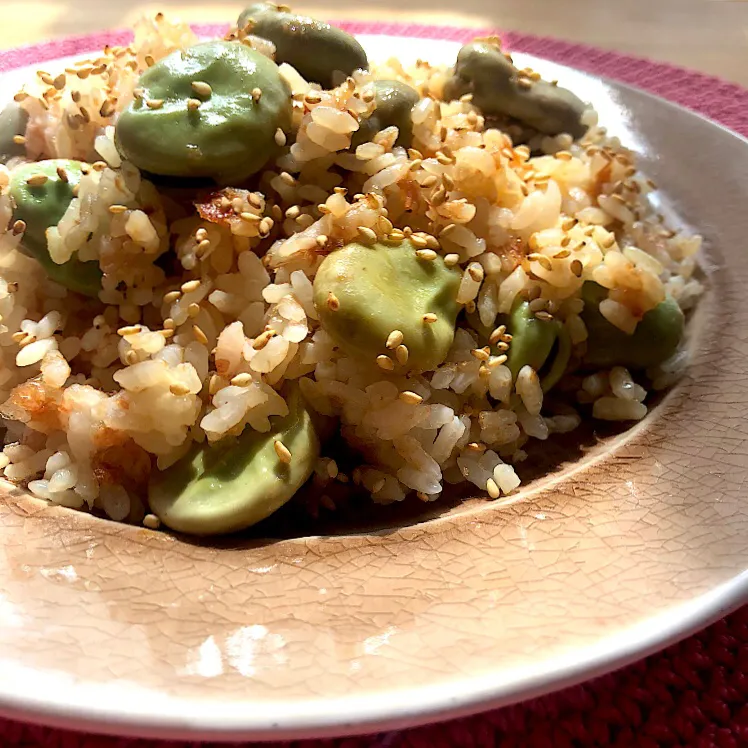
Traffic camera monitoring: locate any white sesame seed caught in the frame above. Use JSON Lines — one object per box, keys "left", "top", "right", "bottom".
{"left": 376, "top": 355, "right": 395, "bottom": 371}
{"left": 385, "top": 330, "right": 404, "bottom": 349}
{"left": 274, "top": 439, "right": 292, "bottom": 463}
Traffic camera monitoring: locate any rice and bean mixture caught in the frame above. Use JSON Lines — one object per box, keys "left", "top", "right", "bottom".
{"left": 0, "top": 11, "right": 702, "bottom": 533}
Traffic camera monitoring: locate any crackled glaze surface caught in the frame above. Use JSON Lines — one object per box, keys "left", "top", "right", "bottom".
{"left": 0, "top": 35, "right": 746, "bottom": 741}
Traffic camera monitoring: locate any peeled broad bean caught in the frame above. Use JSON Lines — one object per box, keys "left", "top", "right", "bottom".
{"left": 9, "top": 160, "right": 102, "bottom": 296}
{"left": 148, "top": 386, "right": 320, "bottom": 535}
{"left": 115, "top": 41, "right": 292, "bottom": 183}
{"left": 238, "top": 3, "right": 368, "bottom": 89}
{"left": 0, "top": 102, "right": 28, "bottom": 164}
{"left": 313, "top": 239, "right": 461, "bottom": 373}
{"left": 581, "top": 282, "right": 684, "bottom": 369}
{"left": 505, "top": 299, "right": 571, "bottom": 391}
{"left": 443, "top": 41, "right": 588, "bottom": 138}
{"left": 351, "top": 80, "right": 419, "bottom": 149}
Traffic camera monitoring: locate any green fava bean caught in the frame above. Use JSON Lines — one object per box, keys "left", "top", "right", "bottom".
{"left": 351, "top": 80, "right": 419, "bottom": 149}
{"left": 443, "top": 42, "right": 587, "bottom": 138}
{"left": 313, "top": 239, "right": 460, "bottom": 373}
{"left": 10, "top": 160, "right": 102, "bottom": 297}
{"left": 581, "top": 282, "right": 684, "bottom": 369}
{"left": 0, "top": 102, "right": 29, "bottom": 164}
{"left": 238, "top": 4, "right": 368, "bottom": 89}
{"left": 115, "top": 41, "right": 292, "bottom": 183}
{"left": 505, "top": 299, "right": 571, "bottom": 391}
{"left": 148, "top": 386, "right": 320, "bottom": 536}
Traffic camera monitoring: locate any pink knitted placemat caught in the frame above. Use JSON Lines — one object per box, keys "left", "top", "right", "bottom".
{"left": 1, "top": 21, "right": 748, "bottom": 748}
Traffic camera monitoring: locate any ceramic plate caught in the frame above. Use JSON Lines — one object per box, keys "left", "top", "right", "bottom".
{"left": 0, "top": 27, "right": 746, "bottom": 742}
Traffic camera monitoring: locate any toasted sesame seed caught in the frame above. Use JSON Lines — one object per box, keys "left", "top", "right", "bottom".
{"left": 143, "top": 514, "right": 160, "bottom": 529}
{"left": 192, "top": 325, "right": 208, "bottom": 344}
{"left": 12, "top": 135, "right": 25, "bottom": 145}
{"left": 98, "top": 98, "right": 116, "bottom": 118}
{"left": 181, "top": 279, "right": 201, "bottom": 293}
{"left": 231, "top": 372, "right": 253, "bottom": 386}
{"left": 444, "top": 253, "right": 460, "bottom": 267}
{"left": 376, "top": 355, "right": 395, "bottom": 371}
{"left": 187, "top": 98, "right": 201, "bottom": 111}
{"left": 274, "top": 128, "right": 287, "bottom": 146}
{"left": 285, "top": 205, "right": 300, "bottom": 219}
{"left": 279, "top": 171, "right": 295, "bottom": 186}
{"left": 395, "top": 344, "right": 409, "bottom": 365}
{"left": 430, "top": 186, "right": 447, "bottom": 206}
{"left": 274, "top": 439, "right": 292, "bottom": 463}
{"left": 26, "top": 174, "right": 48, "bottom": 188}
{"left": 358, "top": 226, "right": 377, "bottom": 243}
{"left": 528, "top": 253, "right": 553, "bottom": 271}
{"left": 399, "top": 390, "right": 423, "bottom": 405}
{"left": 421, "top": 175, "right": 438, "bottom": 188}
{"left": 471, "top": 347, "right": 490, "bottom": 361}
{"left": 191, "top": 80, "right": 212, "bottom": 98}
{"left": 410, "top": 234, "right": 429, "bottom": 249}
{"left": 253, "top": 330, "right": 276, "bottom": 350}
{"left": 423, "top": 313, "right": 438, "bottom": 324}
{"left": 534, "top": 310, "right": 554, "bottom": 322}
{"left": 304, "top": 91, "right": 322, "bottom": 104}
{"left": 163, "top": 290, "right": 181, "bottom": 304}
{"left": 259, "top": 216, "right": 274, "bottom": 236}
{"left": 486, "top": 478, "right": 501, "bottom": 498}
{"left": 553, "top": 248, "right": 571, "bottom": 260}
{"left": 415, "top": 248, "right": 438, "bottom": 262}
{"left": 467, "top": 262, "right": 484, "bottom": 282}
{"left": 208, "top": 374, "right": 222, "bottom": 395}
{"left": 555, "top": 150, "right": 573, "bottom": 162}
{"left": 11, "top": 220, "right": 26, "bottom": 236}
{"left": 326, "top": 292, "right": 340, "bottom": 311}
{"left": 170, "top": 382, "right": 191, "bottom": 396}
{"left": 251, "top": 87, "right": 263, "bottom": 101}
{"left": 10, "top": 331, "right": 25, "bottom": 343}
{"left": 187, "top": 302, "right": 200, "bottom": 318}
{"left": 162, "top": 318, "right": 176, "bottom": 330}
{"left": 108, "top": 204, "right": 128, "bottom": 214}
{"left": 117, "top": 324, "right": 142, "bottom": 336}
{"left": 385, "top": 330, "right": 404, "bottom": 349}
{"left": 18, "top": 333, "right": 35, "bottom": 348}
{"left": 13, "top": 92, "right": 28, "bottom": 102}
{"left": 466, "top": 442, "right": 487, "bottom": 452}
{"left": 240, "top": 211, "right": 261, "bottom": 222}
{"left": 570, "top": 259, "right": 583, "bottom": 277}
{"left": 145, "top": 98, "right": 164, "bottom": 110}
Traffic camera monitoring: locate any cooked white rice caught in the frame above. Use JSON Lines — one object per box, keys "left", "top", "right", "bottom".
{"left": 0, "top": 14, "right": 701, "bottom": 525}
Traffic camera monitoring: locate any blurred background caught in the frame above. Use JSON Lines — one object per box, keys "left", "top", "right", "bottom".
{"left": 2, "top": 0, "right": 748, "bottom": 85}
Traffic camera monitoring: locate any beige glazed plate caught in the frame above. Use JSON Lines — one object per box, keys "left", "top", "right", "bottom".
{"left": 0, "top": 31, "right": 746, "bottom": 741}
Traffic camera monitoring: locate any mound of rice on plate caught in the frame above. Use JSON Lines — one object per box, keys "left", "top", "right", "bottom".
{"left": 0, "top": 11, "right": 703, "bottom": 533}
